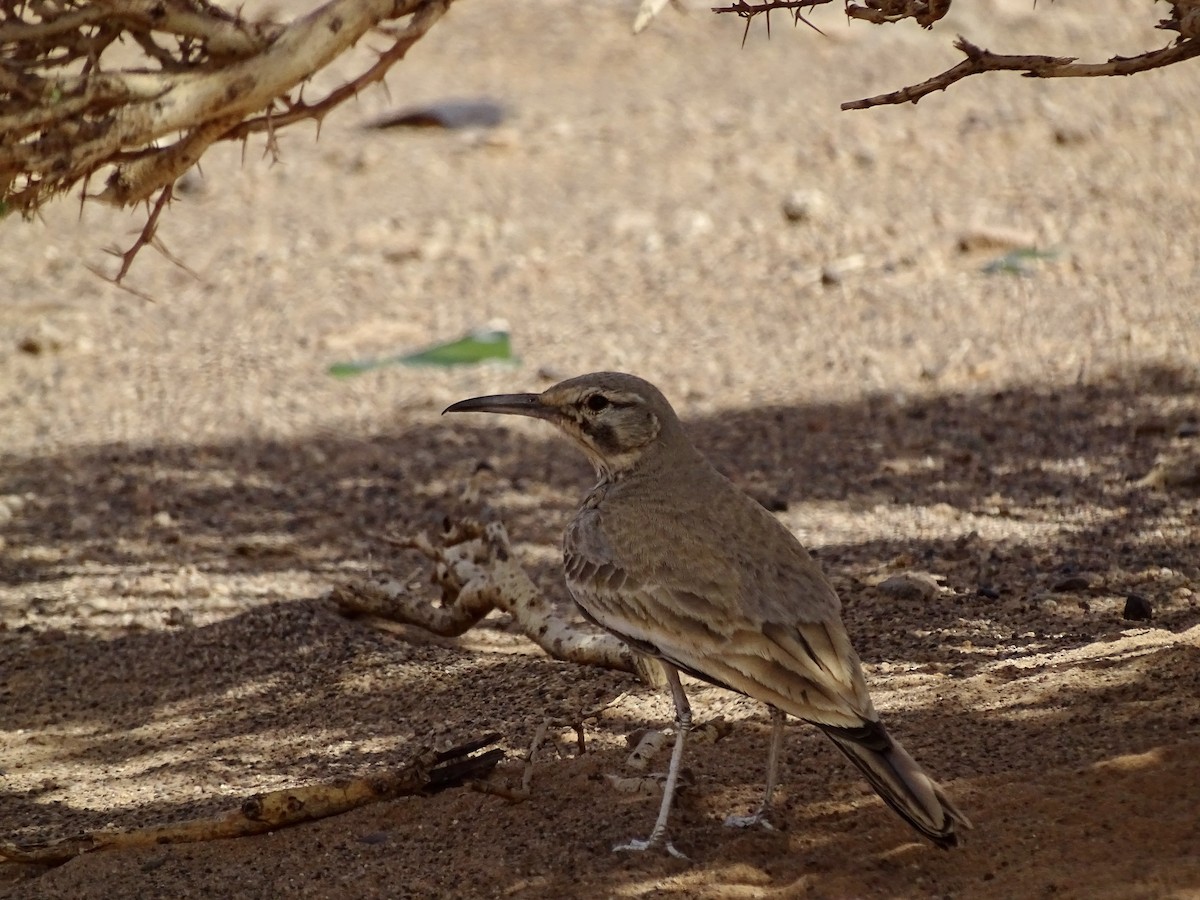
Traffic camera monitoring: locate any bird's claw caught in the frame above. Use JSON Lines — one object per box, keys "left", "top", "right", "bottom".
{"left": 613, "top": 837, "right": 689, "bottom": 860}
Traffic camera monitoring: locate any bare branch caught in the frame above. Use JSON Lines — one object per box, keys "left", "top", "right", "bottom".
{"left": 842, "top": 35, "right": 1200, "bottom": 111}
{"left": 841, "top": 36, "right": 1074, "bottom": 110}
{"left": 97, "top": 114, "right": 242, "bottom": 206}
{"left": 330, "top": 515, "right": 665, "bottom": 686}
{"left": 712, "top": 0, "right": 835, "bottom": 16}
{"left": 711, "top": 1, "right": 1200, "bottom": 110}
{"left": 845, "top": 0, "right": 951, "bottom": 28}
{"left": 0, "top": 735, "right": 503, "bottom": 867}
{"left": 86, "top": 181, "right": 175, "bottom": 286}
{"left": 224, "top": 3, "right": 447, "bottom": 142}
{"left": 1, "top": 0, "right": 456, "bottom": 221}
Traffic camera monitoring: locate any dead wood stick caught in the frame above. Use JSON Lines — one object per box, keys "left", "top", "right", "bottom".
{"left": 330, "top": 517, "right": 666, "bottom": 687}
{"left": 709, "top": 2, "right": 1200, "bottom": 111}
{"left": 0, "top": 735, "right": 503, "bottom": 867}
{"left": 841, "top": 36, "right": 1200, "bottom": 111}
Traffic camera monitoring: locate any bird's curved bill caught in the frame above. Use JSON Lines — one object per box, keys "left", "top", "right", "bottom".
{"left": 442, "top": 393, "right": 551, "bottom": 419}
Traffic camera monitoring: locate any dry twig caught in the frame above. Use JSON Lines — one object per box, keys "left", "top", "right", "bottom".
{"left": 844, "top": 33, "right": 1200, "bottom": 110}
{"left": 468, "top": 691, "right": 633, "bottom": 803}
{"left": 329, "top": 516, "right": 666, "bottom": 687}
{"left": 0, "top": 734, "right": 503, "bottom": 867}
{"left": 711, "top": 0, "right": 1200, "bottom": 109}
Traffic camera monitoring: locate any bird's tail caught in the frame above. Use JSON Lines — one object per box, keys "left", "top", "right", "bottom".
{"left": 818, "top": 720, "right": 971, "bottom": 849}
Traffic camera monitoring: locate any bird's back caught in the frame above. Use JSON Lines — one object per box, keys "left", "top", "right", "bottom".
{"left": 565, "top": 450, "right": 877, "bottom": 728}
{"left": 565, "top": 450, "right": 970, "bottom": 848}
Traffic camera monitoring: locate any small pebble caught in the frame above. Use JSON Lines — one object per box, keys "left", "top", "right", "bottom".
{"left": 821, "top": 254, "right": 866, "bottom": 286}
{"left": 1122, "top": 594, "right": 1153, "bottom": 622}
{"left": 851, "top": 144, "right": 877, "bottom": 168}
{"left": 958, "top": 225, "right": 1036, "bottom": 254}
{"left": 781, "top": 189, "right": 827, "bottom": 223}
{"left": 18, "top": 330, "right": 65, "bottom": 355}
{"left": 174, "top": 171, "right": 206, "bottom": 195}
{"left": 1053, "top": 123, "right": 1095, "bottom": 145}
{"left": 877, "top": 572, "right": 941, "bottom": 602}
{"left": 163, "top": 606, "right": 193, "bottom": 628}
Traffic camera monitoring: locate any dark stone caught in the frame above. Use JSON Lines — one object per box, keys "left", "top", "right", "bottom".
{"left": 1122, "top": 594, "right": 1153, "bottom": 622}
{"left": 367, "top": 98, "right": 508, "bottom": 131}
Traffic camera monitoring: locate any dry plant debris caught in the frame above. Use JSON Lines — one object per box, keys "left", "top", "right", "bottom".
{"left": 329, "top": 514, "right": 667, "bottom": 688}
{"left": 0, "top": 735, "right": 502, "bottom": 867}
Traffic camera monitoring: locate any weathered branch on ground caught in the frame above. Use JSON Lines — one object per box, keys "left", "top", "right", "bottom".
{"left": 710, "top": 0, "right": 1200, "bottom": 109}
{"left": 329, "top": 514, "right": 666, "bottom": 688}
{"left": 0, "top": 734, "right": 503, "bottom": 867}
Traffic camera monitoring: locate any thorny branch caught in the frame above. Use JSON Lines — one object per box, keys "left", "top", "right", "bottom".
{"left": 1, "top": 0, "right": 457, "bottom": 279}
{"left": 87, "top": 180, "right": 175, "bottom": 289}
{"left": 712, "top": 0, "right": 1200, "bottom": 110}
{"left": 844, "top": 33, "right": 1200, "bottom": 110}
{"left": 5, "top": 0, "right": 1199, "bottom": 281}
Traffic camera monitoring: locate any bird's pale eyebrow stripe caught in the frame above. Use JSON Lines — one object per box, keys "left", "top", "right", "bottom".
{"left": 580, "top": 396, "right": 636, "bottom": 410}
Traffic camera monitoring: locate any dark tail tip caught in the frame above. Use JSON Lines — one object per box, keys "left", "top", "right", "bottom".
{"left": 818, "top": 720, "right": 968, "bottom": 850}
{"left": 932, "top": 830, "right": 959, "bottom": 850}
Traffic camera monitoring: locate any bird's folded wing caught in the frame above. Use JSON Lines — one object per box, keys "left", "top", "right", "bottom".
{"left": 566, "top": 543, "right": 875, "bottom": 728}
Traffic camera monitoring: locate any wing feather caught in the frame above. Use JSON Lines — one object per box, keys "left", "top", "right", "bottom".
{"left": 564, "top": 498, "right": 877, "bottom": 727}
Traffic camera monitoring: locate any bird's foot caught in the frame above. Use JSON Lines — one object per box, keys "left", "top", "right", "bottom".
{"left": 723, "top": 810, "right": 775, "bottom": 830}
{"left": 613, "top": 836, "right": 689, "bottom": 860}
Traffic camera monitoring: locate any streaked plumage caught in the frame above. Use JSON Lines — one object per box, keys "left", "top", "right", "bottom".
{"left": 445, "top": 372, "right": 970, "bottom": 855}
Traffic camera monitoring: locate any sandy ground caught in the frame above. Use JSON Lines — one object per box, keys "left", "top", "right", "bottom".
{"left": 3, "top": 0, "right": 1200, "bottom": 897}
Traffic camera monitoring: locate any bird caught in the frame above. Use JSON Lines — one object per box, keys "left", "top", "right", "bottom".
{"left": 444, "top": 372, "right": 970, "bottom": 857}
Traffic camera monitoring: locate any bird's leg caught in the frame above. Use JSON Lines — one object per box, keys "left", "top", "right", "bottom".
{"left": 724, "top": 706, "right": 786, "bottom": 829}
{"left": 614, "top": 664, "right": 691, "bottom": 860}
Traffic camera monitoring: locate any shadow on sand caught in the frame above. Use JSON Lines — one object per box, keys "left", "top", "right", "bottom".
{"left": 2, "top": 363, "right": 1198, "bottom": 896}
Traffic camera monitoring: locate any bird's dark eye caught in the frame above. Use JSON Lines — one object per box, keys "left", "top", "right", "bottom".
{"left": 585, "top": 394, "right": 610, "bottom": 413}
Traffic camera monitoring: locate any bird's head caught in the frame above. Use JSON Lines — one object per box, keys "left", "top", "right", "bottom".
{"left": 444, "top": 371, "right": 688, "bottom": 479}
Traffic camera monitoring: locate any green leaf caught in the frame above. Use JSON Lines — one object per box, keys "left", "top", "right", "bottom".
{"left": 329, "top": 327, "right": 515, "bottom": 377}
{"left": 982, "top": 246, "right": 1058, "bottom": 276}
